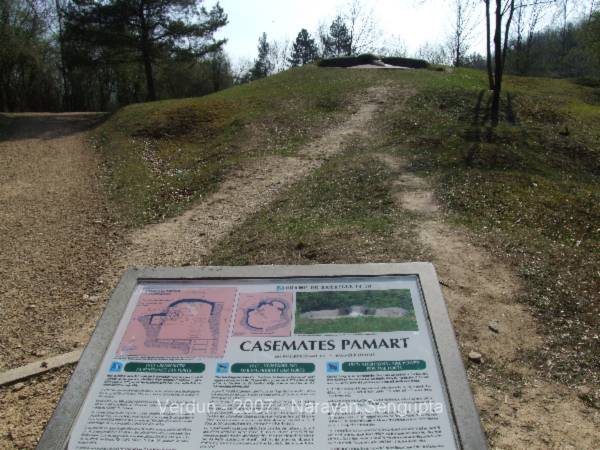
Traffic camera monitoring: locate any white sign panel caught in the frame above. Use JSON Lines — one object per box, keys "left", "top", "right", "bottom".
{"left": 68, "top": 275, "right": 459, "bottom": 449}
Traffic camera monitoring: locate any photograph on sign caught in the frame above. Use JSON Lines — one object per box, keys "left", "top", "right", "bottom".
{"left": 67, "top": 275, "right": 459, "bottom": 449}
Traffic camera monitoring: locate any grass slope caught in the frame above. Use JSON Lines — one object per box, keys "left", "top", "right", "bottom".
{"left": 379, "top": 69, "right": 599, "bottom": 384}
{"left": 96, "top": 65, "right": 393, "bottom": 226}
{"left": 209, "top": 66, "right": 598, "bottom": 386}
{"left": 100, "top": 64, "right": 598, "bottom": 386}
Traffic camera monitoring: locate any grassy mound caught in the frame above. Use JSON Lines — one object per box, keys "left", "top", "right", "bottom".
{"left": 96, "top": 63, "right": 599, "bottom": 385}
{"left": 209, "top": 66, "right": 599, "bottom": 386}
{"left": 96, "top": 65, "right": 393, "bottom": 225}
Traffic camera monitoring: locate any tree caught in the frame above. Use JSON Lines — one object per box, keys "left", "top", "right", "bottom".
{"left": 449, "top": 0, "right": 476, "bottom": 67}
{"left": 483, "top": 0, "right": 558, "bottom": 124}
{"left": 0, "top": 0, "right": 60, "bottom": 111}
{"left": 510, "top": 0, "right": 547, "bottom": 74}
{"left": 289, "top": 29, "right": 318, "bottom": 66}
{"left": 321, "top": 16, "right": 352, "bottom": 57}
{"left": 269, "top": 38, "right": 291, "bottom": 73}
{"left": 416, "top": 43, "right": 450, "bottom": 65}
{"left": 249, "top": 32, "right": 274, "bottom": 80}
{"left": 586, "top": 10, "right": 600, "bottom": 65}
{"left": 344, "top": 0, "right": 381, "bottom": 54}
{"left": 380, "top": 35, "right": 407, "bottom": 57}
{"left": 484, "top": 0, "right": 495, "bottom": 89}
{"left": 64, "top": 0, "right": 228, "bottom": 101}
{"left": 490, "top": 0, "right": 517, "bottom": 125}
{"left": 480, "top": 0, "right": 518, "bottom": 124}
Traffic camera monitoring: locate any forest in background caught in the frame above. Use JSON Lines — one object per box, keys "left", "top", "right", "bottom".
{"left": 1, "top": 0, "right": 599, "bottom": 112}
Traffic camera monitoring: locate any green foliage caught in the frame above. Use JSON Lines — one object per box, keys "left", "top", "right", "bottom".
{"left": 248, "top": 32, "right": 274, "bottom": 81}
{"left": 317, "top": 53, "right": 378, "bottom": 67}
{"left": 0, "top": 0, "right": 61, "bottom": 111}
{"left": 64, "top": 0, "right": 228, "bottom": 102}
{"left": 381, "top": 56, "right": 429, "bottom": 69}
{"left": 296, "top": 290, "right": 413, "bottom": 313}
{"left": 321, "top": 15, "right": 352, "bottom": 58}
{"left": 506, "top": 13, "right": 600, "bottom": 78}
{"left": 317, "top": 54, "right": 430, "bottom": 69}
{"left": 289, "top": 29, "right": 319, "bottom": 67}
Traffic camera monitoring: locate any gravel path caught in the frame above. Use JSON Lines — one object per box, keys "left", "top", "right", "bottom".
{"left": 0, "top": 113, "right": 122, "bottom": 371}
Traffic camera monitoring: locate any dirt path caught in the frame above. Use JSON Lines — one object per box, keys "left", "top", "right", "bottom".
{"left": 0, "top": 113, "right": 122, "bottom": 371}
{"left": 379, "top": 153, "right": 600, "bottom": 449}
{"left": 113, "top": 86, "right": 388, "bottom": 268}
{"left": 0, "top": 113, "right": 126, "bottom": 448}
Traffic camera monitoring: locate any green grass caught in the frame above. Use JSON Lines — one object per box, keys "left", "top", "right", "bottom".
{"left": 96, "top": 65, "right": 397, "bottom": 226}
{"left": 295, "top": 315, "right": 418, "bottom": 334}
{"left": 209, "top": 148, "right": 422, "bottom": 266}
{"left": 378, "top": 67, "right": 599, "bottom": 385}
{"left": 296, "top": 289, "right": 413, "bottom": 312}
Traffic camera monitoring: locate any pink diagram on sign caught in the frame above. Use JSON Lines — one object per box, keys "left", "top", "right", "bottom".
{"left": 233, "top": 292, "right": 293, "bottom": 337}
{"left": 116, "top": 287, "right": 237, "bottom": 358}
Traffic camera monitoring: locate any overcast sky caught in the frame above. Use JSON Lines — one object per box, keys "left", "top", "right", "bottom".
{"left": 213, "top": 0, "right": 486, "bottom": 64}
{"left": 211, "top": 0, "right": 588, "bottom": 66}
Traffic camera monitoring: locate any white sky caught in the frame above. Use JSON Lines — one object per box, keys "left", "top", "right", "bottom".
{"left": 211, "top": 0, "right": 589, "bottom": 66}
{"left": 213, "top": 0, "right": 485, "bottom": 64}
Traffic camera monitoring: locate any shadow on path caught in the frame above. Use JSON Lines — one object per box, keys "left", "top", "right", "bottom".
{"left": 3, "top": 112, "right": 106, "bottom": 141}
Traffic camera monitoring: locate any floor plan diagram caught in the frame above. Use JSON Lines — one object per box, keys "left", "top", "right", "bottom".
{"left": 117, "top": 287, "right": 236, "bottom": 357}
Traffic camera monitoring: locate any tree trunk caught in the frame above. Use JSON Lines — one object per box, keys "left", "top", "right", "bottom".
{"left": 501, "top": 0, "right": 515, "bottom": 72}
{"left": 138, "top": 3, "right": 156, "bottom": 101}
{"left": 485, "top": 0, "right": 494, "bottom": 90}
{"left": 491, "top": 0, "right": 503, "bottom": 126}
{"left": 55, "top": 0, "right": 70, "bottom": 110}
{"left": 142, "top": 52, "right": 156, "bottom": 101}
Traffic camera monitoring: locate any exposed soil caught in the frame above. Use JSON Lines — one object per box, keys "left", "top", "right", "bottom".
{"left": 0, "top": 114, "right": 123, "bottom": 449}
{"left": 1, "top": 89, "right": 598, "bottom": 449}
{"left": 0, "top": 367, "right": 74, "bottom": 449}
{"left": 0, "top": 113, "right": 122, "bottom": 371}
{"left": 380, "top": 152, "right": 600, "bottom": 449}
{"left": 114, "top": 86, "right": 389, "bottom": 268}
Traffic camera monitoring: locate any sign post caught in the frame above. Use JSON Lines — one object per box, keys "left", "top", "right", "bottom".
{"left": 38, "top": 263, "right": 487, "bottom": 449}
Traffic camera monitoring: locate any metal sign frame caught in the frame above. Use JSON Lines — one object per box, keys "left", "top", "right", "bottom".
{"left": 38, "top": 263, "right": 488, "bottom": 449}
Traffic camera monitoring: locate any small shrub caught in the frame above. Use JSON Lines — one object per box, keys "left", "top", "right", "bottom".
{"left": 317, "top": 54, "right": 378, "bottom": 68}
{"left": 574, "top": 77, "right": 600, "bottom": 88}
{"left": 381, "top": 57, "right": 429, "bottom": 69}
